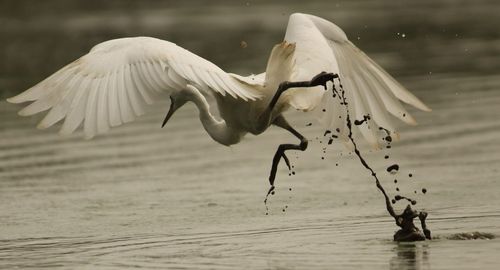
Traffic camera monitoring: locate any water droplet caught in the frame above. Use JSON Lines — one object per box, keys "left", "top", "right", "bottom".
{"left": 387, "top": 164, "right": 399, "bottom": 174}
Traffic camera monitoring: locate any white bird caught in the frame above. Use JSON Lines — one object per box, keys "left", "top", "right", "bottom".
{"left": 7, "top": 13, "right": 430, "bottom": 188}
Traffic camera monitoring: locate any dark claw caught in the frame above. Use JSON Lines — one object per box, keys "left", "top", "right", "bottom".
{"left": 282, "top": 153, "right": 291, "bottom": 170}
{"left": 310, "top": 72, "right": 338, "bottom": 90}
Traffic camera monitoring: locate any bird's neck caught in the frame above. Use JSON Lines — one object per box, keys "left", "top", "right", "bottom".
{"left": 191, "top": 92, "right": 241, "bottom": 146}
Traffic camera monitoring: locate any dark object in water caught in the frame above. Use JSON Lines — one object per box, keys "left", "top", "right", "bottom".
{"left": 393, "top": 205, "right": 431, "bottom": 242}
{"left": 331, "top": 77, "right": 431, "bottom": 242}
{"left": 394, "top": 194, "right": 417, "bottom": 205}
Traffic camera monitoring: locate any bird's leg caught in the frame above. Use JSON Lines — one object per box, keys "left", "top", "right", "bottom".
{"left": 268, "top": 72, "right": 338, "bottom": 111}
{"left": 257, "top": 72, "right": 338, "bottom": 132}
{"left": 266, "top": 115, "right": 308, "bottom": 196}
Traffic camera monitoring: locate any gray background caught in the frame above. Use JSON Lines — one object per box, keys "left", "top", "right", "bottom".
{"left": 1, "top": 1, "right": 500, "bottom": 269}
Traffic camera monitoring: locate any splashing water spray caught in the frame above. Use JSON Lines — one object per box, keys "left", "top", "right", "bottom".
{"left": 332, "top": 77, "right": 431, "bottom": 241}
{"left": 265, "top": 74, "right": 432, "bottom": 242}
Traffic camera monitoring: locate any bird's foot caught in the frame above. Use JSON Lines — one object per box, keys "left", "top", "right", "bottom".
{"left": 268, "top": 148, "right": 295, "bottom": 187}
{"left": 310, "top": 72, "right": 339, "bottom": 90}
{"left": 282, "top": 153, "right": 291, "bottom": 171}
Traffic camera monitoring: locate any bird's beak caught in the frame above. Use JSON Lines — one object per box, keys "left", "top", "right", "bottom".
{"left": 161, "top": 96, "right": 183, "bottom": 128}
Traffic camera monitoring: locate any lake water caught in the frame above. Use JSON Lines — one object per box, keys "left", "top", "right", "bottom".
{"left": 1, "top": 1, "right": 500, "bottom": 269}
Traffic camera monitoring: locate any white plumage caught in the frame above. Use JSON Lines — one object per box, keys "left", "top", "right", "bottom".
{"left": 8, "top": 13, "right": 430, "bottom": 148}
{"left": 8, "top": 37, "right": 260, "bottom": 139}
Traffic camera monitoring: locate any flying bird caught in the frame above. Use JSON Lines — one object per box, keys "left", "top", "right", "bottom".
{"left": 7, "top": 13, "right": 430, "bottom": 188}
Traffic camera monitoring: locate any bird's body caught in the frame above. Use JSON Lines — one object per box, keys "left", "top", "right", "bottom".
{"left": 7, "top": 13, "right": 430, "bottom": 187}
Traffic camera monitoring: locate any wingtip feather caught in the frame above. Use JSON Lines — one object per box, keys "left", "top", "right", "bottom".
{"left": 420, "top": 103, "right": 432, "bottom": 112}
{"left": 37, "top": 122, "right": 49, "bottom": 130}
{"left": 6, "top": 87, "right": 40, "bottom": 104}
{"left": 402, "top": 113, "right": 417, "bottom": 126}
{"left": 6, "top": 96, "right": 20, "bottom": 104}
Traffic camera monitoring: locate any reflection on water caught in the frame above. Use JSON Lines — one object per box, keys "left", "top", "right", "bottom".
{"left": 390, "top": 243, "right": 430, "bottom": 270}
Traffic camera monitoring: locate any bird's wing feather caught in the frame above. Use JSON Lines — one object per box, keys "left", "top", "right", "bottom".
{"left": 283, "top": 13, "right": 430, "bottom": 147}
{"left": 7, "top": 37, "right": 261, "bottom": 138}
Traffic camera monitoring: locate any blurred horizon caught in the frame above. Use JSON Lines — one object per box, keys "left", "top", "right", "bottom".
{"left": 1, "top": 0, "right": 500, "bottom": 98}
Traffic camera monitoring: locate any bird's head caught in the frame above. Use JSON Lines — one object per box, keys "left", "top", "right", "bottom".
{"left": 161, "top": 87, "right": 202, "bottom": 128}
{"left": 161, "top": 95, "right": 188, "bottom": 128}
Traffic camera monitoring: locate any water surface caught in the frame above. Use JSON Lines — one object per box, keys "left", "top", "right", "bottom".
{"left": 1, "top": 1, "right": 500, "bottom": 269}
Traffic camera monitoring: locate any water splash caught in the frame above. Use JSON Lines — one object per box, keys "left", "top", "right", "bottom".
{"left": 331, "top": 77, "right": 431, "bottom": 241}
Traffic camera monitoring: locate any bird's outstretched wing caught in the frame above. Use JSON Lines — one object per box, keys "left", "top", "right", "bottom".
{"left": 7, "top": 37, "right": 260, "bottom": 138}
{"left": 283, "top": 13, "right": 431, "bottom": 147}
